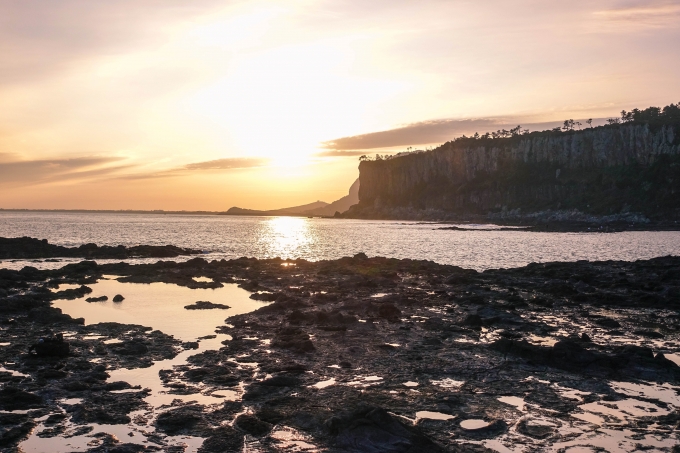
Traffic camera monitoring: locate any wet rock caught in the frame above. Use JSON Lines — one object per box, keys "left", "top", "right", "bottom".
{"left": 458, "top": 419, "right": 507, "bottom": 438}
{"left": 234, "top": 414, "right": 272, "bottom": 436}
{"left": 112, "top": 294, "right": 125, "bottom": 302}
{"left": 491, "top": 339, "right": 598, "bottom": 372}
{"left": 44, "top": 413, "right": 67, "bottom": 425}
{"left": 326, "top": 405, "right": 443, "bottom": 452}
{"left": 87, "top": 439, "right": 157, "bottom": 453}
{"left": 260, "top": 375, "right": 302, "bottom": 387}
{"left": 287, "top": 309, "right": 310, "bottom": 324}
{"left": 5, "top": 244, "right": 680, "bottom": 452}
{"left": 0, "top": 387, "right": 43, "bottom": 411}
{"left": 517, "top": 418, "right": 556, "bottom": 439}
{"left": 594, "top": 317, "right": 621, "bottom": 328}
{"left": 271, "top": 327, "right": 315, "bottom": 353}
{"left": 28, "top": 307, "right": 83, "bottom": 325}
{"left": 462, "top": 314, "right": 483, "bottom": 328}
{"left": 86, "top": 296, "right": 108, "bottom": 302}
{"left": 181, "top": 365, "right": 239, "bottom": 385}
{"left": 155, "top": 405, "right": 207, "bottom": 435}
{"left": 239, "top": 280, "right": 260, "bottom": 291}
{"left": 634, "top": 329, "right": 665, "bottom": 339}
{"left": 68, "top": 406, "right": 131, "bottom": 425}
{"left": 36, "top": 368, "right": 68, "bottom": 380}
{"left": 64, "top": 389, "right": 141, "bottom": 426}
{"left": 198, "top": 426, "right": 244, "bottom": 453}
{"left": 52, "top": 285, "right": 92, "bottom": 300}
{"left": 242, "top": 375, "right": 303, "bottom": 401}
{"left": 255, "top": 407, "right": 285, "bottom": 424}
{"left": 250, "top": 292, "right": 279, "bottom": 301}
{"left": 0, "top": 413, "right": 34, "bottom": 448}
{"left": 110, "top": 339, "right": 149, "bottom": 356}
{"left": 0, "top": 237, "right": 201, "bottom": 259}
{"left": 62, "top": 381, "right": 91, "bottom": 391}
{"left": 184, "top": 301, "right": 231, "bottom": 310}
{"left": 377, "top": 303, "right": 401, "bottom": 322}
{"left": 103, "top": 381, "right": 134, "bottom": 391}
{"left": 28, "top": 332, "right": 70, "bottom": 357}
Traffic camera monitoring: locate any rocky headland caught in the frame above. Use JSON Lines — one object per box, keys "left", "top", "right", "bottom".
{"left": 0, "top": 241, "right": 679, "bottom": 451}
{"left": 343, "top": 104, "right": 680, "bottom": 227}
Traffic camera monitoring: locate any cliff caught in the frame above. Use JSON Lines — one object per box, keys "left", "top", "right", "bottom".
{"left": 347, "top": 122, "right": 680, "bottom": 221}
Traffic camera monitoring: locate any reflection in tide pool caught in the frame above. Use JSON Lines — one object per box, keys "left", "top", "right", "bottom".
{"left": 20, "top": 279, "right": 271, "bottom": 453}
{"left": 53, "top": 278, "right": 266, "bottom": 341}
{"left": 52, "top": 279, "right": 268, "bottom": 406}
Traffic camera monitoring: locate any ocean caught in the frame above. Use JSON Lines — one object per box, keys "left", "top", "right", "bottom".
{"left": 1, "top": 211, "right": 679, "bottom": 270}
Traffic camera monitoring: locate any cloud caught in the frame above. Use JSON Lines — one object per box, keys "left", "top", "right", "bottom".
{"left": 120, "top": 157, "right": 270, "bottom": 180}
{"left": 320, "top": 118, "right": 607, "bottom": 151}
{"left": 184, "top": 157, "right": 268, "bottom": 170}
{"left": 0, "top": 156, "right": 129, "bottom": 186}
{"left": 320, "top": 119, "right": 501, "bottom": 151}
{"left": 313, "top": 150, "right": 372, "bottom": 158}
{"left": 0, "top": 152, "right": 19, "bottom": 163}
{"left": 593, "top": 1, "right": 680, "bottom": 29}
{"left": 0, "top": 1, "right": 228, "bottom": 86}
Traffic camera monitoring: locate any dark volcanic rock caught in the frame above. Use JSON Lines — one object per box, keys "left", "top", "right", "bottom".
{"left": 3, "top": 243, "right": 680, "bottom": 452}
{"left": 0, "top": 387, "right": 43, "bottom": 411}
{"left": 86, "top": 296, "right": 108, "bottom": 302}
{"left": 326, "top": 405, "right": 443, "bottom": 452}
{"left": 28, "top": 333, "right": 70, "bottom": 357}
{"left": 0, "top": 413, "right": 34, "bottom": 448}
{"left": 234, "top": 414, "right": 272, "bottom": 436}
{"left": 155, "top": 405, "right": 207, "bottom": 435}
{"left": 271, "top": 327, "right": 315, "bottom": 353}
{"left": 594, "top": 317, "right": 621, "bottom": 328}
{"left": 197, "top": 426, "right": 244, "bottom": 453}
{"left": 184, "top": 301, "right": 231, "bottom": 310}
{"left": 377, "top": 303, "right": 401, "bottom": 321}
{"left": 0, "top": 236, "right": 201, "bottom": 259}
{"left": 110, "top": 339, "right": 149, "bottom": 356}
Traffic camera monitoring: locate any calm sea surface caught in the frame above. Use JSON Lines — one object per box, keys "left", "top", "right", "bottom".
{"left": 1, "top": 211, "right": 679, "bottom": 271}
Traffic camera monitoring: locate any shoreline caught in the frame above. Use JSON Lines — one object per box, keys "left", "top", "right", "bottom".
{"left": 5, "top": 209, "right": 680, "bottom": 233}
{"left": 0, "top": 251, "right": 678, "bottom": 451}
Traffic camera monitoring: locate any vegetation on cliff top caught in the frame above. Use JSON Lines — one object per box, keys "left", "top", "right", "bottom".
{"left": 359, "top": 102, "right": 680, "bottom": 162}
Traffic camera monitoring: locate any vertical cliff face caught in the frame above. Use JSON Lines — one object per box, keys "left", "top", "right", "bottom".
{"left": 352, "top": 123, "right": 680, "bottom": 220}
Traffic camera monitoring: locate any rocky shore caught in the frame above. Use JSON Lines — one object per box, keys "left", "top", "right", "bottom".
{"left": 1, "top": 247, "right": 679, "bottom": 451}
{"left": 0, "top": 237, "right": 202, "bottom": 260}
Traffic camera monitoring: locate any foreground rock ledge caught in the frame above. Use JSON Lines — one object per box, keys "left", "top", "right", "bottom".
{"left": 0, "top": 236, "right": 202, "bottom": 260}
{"left": 1, "top": 253, "right": 679, "bottom": 452}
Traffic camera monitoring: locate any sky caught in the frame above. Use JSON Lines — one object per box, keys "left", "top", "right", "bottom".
{"left": 0, "top": 0, "right": 678, "bottom": 211}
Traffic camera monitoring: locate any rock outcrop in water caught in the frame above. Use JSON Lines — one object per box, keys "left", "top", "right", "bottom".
{"left": 0, "top": 237, "right": 202, "bottom": 259}
{"left": 346, "top": 108, "right": 680, "bottom": 221}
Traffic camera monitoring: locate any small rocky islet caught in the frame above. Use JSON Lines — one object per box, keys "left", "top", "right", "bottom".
{"left": 0, "top": 242, "right": 679, "bottom": 451}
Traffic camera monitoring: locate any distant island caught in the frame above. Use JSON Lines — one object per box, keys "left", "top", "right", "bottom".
{"left": 223, "top": 178, "right": 359, "bottom": 217}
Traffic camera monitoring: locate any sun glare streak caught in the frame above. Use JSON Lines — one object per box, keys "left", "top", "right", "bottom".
{"left": 259, "top": 216, "right": 314, "bottom": 259}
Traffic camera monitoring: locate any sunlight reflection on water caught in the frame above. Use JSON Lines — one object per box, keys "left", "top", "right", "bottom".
{"left": 258, "top": 216, "right": 315, "bottom": 259}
